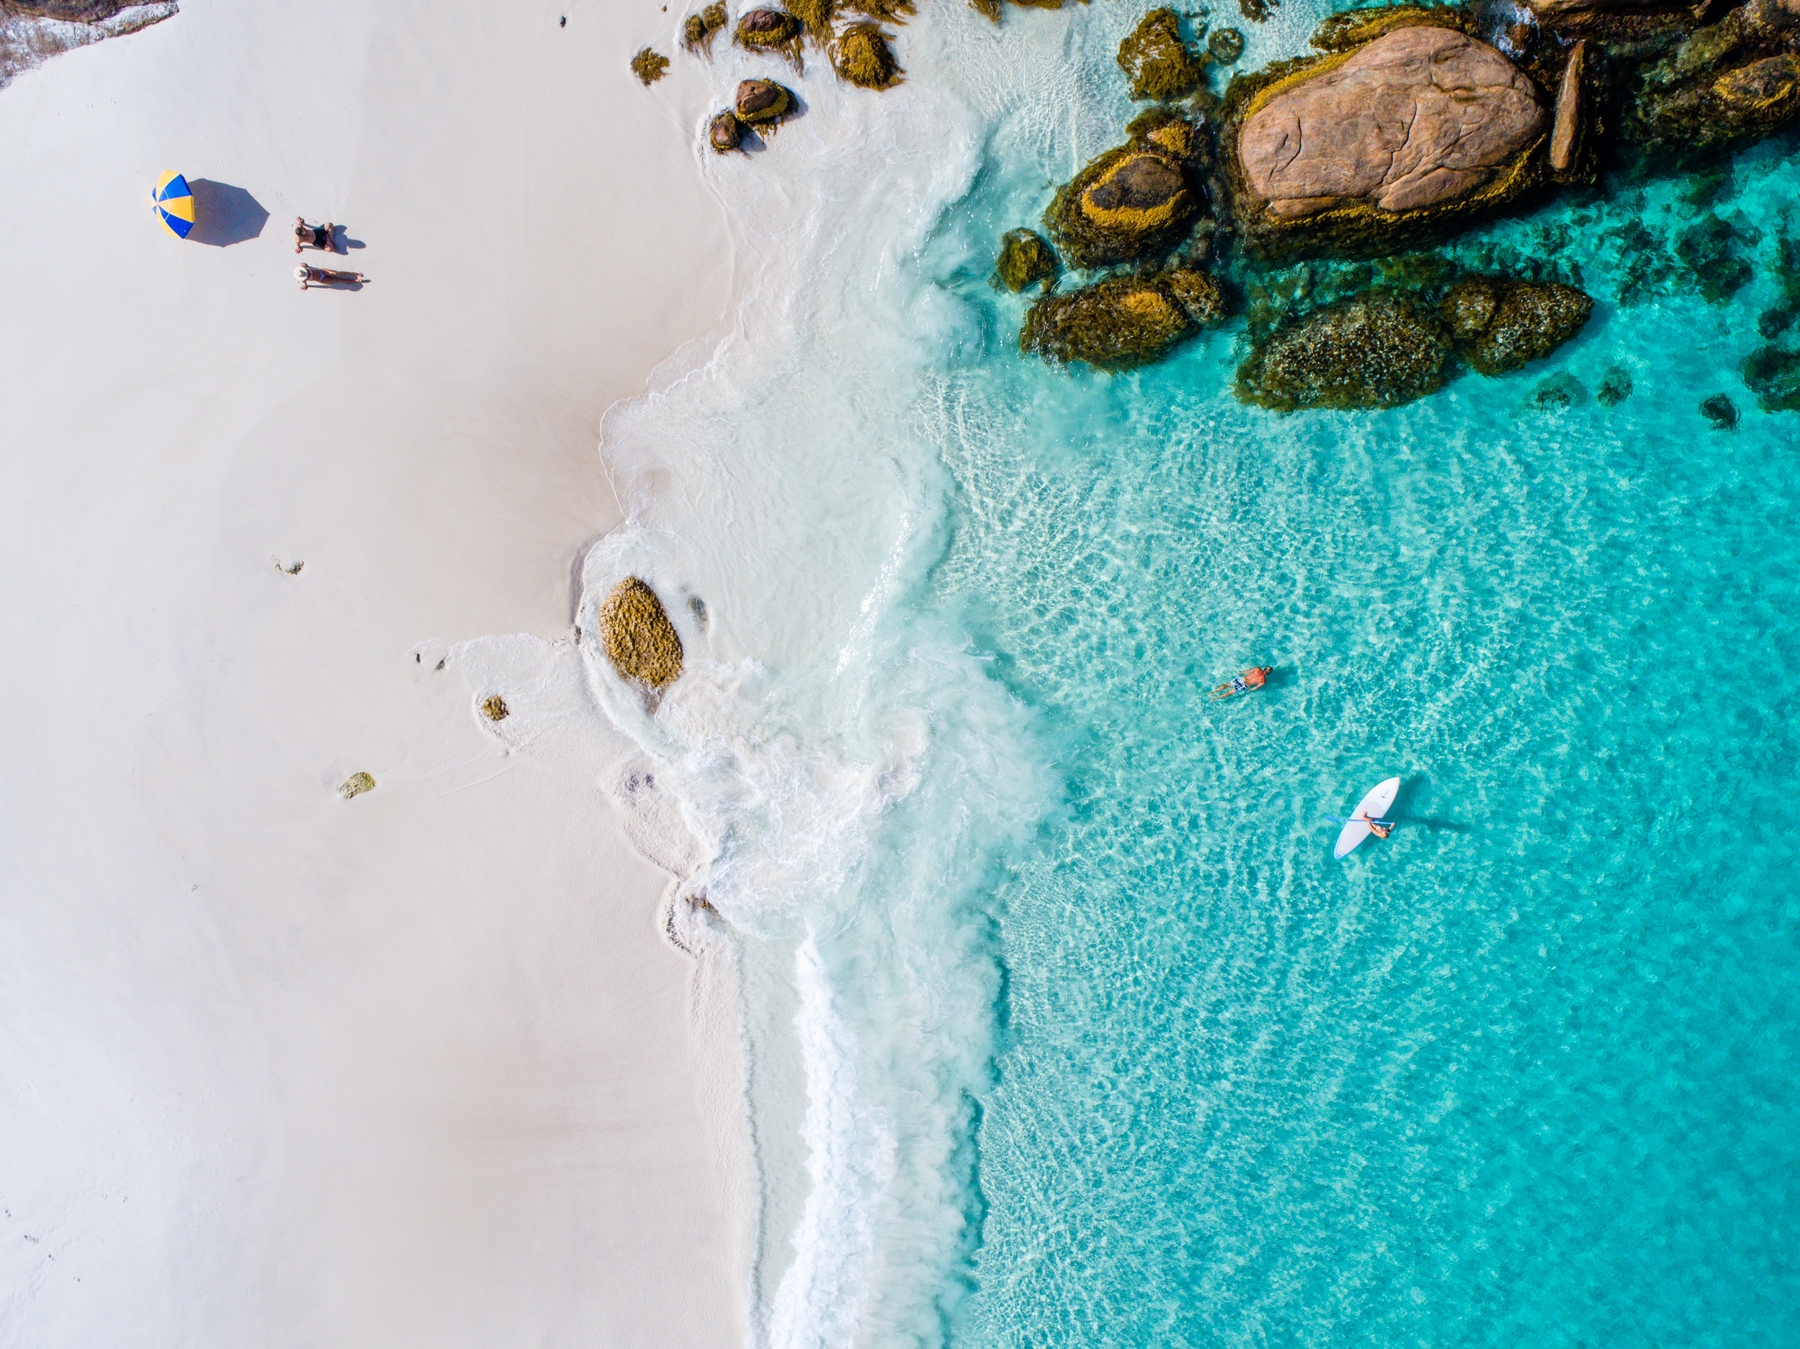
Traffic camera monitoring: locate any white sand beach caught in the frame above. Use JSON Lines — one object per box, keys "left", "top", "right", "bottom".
{"left": 0, "top": 1, "right": 754, "bottom": 1343}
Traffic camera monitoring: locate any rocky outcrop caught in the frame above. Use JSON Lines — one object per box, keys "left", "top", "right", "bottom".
{"left": 1237, "top": 291, "right": 1453, "bottom": 411}
{"left": 1627, "top": 0, "right": 1800, "bottom": 164}
{"left": 994, "top": 228, "right": 1058, "bottom": 292}
{"left": 1021, "top": 270, "right": 1226, "bottom": 369}
{"left": 1044, "top": 139, "right": 1199, "bottom": 270}
{"left": 1117, "top": 7, "right": 1206, "bottom": 101}
{"left": 598, "top": 578, "right": 685, "bottom": 691}
{"left": 709, "top": 110, "right": 744, "bottom": 153}
{"left": 735, "top": 77, "right": 795, "bottom": 125}
{"left": 1441, "top": 278, "right": 1593, "bottom": 375}
{"left": 735, "top": 8, "right": 802, "bottom": 59}
{"left": 1238, "top": 27, "right": 1546, "bottom": 219}
{"left": 1550, "top": 40, "right": 1586, "bottom": 172}
{"left": 682, "top": 1, "right": 728, "bottom": 54}
{"left": 1744, "top": 345, "right": 1800, "bottom": 411}
{"left": 832, "top": 21, "right": 902, "bottom": 88}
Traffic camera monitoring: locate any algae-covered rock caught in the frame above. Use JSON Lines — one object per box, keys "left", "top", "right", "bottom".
{"left": 736, "top": 8, "right": 803, "bottom": 58}
{"left": 1118, "top": 7, "right": 1207, "bottom": 101}
{"left": 1125, "top": 107, "right": 1208, "bottom": 164}
{"left": 1627, "top": 0, "right": 1800, "bottom": 166}
{"left": 683, "top": 1, "right": 728, "bottom": 54}
{"left": 1021, "top": 272, "right": 1224, "bottom": 370}
{"left": 598, "top": 578, "right": 684, "bottom": 690}
{"left": 1442, "top": 277, "right": 1593, "bottom": 375}
{"left": 339, "top": 771, "right": 376, "bottom": 800}
{"left": 1209, "top": 27, "right": 1246, "bottom": 63}
{"left": 1744, "top": 345, "right": 1800, "bottom": 411}
{"left": 994, "top": 228, "right": 1058, "bottom": 292}
{"left": 1598, "top": 365, "right": 1634, "bottom": 406}
{"left": 1675, "top": 214, "right": 1757, "bottom": 303}
{"left": 1532, "top": 372, "right": 1588, "bottom": 410}
{"left": 787, "top": 0, "right": 837, "bottom": 39}
{"left": 1701, "top": 393, "right": 1741, "bottom": 429}
{"left": 1237, "top": 291, "right": 1453, "bottom": 411}
{"left": 1044, "top": 144, "right": 1198, "bottom": 270}
{"left": 1308, "top": 5, "right": 1466, "bottom": 52}
{"left": 736, "top": 78, "right": 796, "bottom": 125}
{"left": 1240, "top": 0, "right": 1277, "bottom": 22}
{"left": 630, "top": 47, "right": 671, "bottom": 85}
{"left": 709, "top": 110, "right": 745, "bottom": 153}
{"left": 1161, "top": 267, "right": 1230, "bottom": 325}
{"left": 480, "top": 695, "right": 510, "bottom": 722}
{"left": 833, "top": 21, "right": 902, "bottom": 88}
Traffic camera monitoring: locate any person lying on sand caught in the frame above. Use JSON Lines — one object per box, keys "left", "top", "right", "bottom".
{"left": 295, "top": 264, "right": 366, "bottom": 289}
{"left": 1212, "top": 666, "right": 1271, "bottom": 699}
{"left": 294, "top": 218, "right": 335, "bottom": 253}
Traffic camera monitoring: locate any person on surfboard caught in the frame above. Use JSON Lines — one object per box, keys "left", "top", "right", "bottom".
{"left": 1213, "top": 666, "right": 1271, "bottom": 700}
{"left": 1364, "top": 814, "right": 1392, "bottom": 840}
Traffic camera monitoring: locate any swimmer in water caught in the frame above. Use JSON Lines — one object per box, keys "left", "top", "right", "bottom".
{"left": 1213, "top": 666, "right": 1272, "bottom": 700}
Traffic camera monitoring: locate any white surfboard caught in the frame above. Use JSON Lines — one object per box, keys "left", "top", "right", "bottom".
{"left": 1333, "top": 777, "right": 1401, "bottom": 859}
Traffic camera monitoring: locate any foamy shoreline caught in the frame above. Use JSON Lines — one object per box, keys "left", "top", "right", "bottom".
{"left": 0, "top": 1, "right": 755, "bottom": 1342}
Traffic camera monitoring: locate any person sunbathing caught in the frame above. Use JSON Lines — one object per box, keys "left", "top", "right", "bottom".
{"left": 294, "top": 218, "right": 335, "bottom": 253}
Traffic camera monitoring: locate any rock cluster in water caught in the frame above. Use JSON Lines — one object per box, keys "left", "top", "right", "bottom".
{"left": 597, "top": 577, "right": 685, "bottom": 692}
{"left": 988, "top": 0, "right": 1800, "bottom": 410}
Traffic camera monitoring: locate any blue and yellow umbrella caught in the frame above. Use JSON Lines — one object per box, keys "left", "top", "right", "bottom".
{"left": 152, "top": 171, "right": 196, "bottom": 239}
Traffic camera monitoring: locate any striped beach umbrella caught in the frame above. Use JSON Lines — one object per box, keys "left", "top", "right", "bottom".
{"left": 153, "top": 171, "right": 196, "bottom": 238}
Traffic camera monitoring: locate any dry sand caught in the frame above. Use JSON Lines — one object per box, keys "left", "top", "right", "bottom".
{"left": 0, "top": 0, "right": 753, "bottom": 1343}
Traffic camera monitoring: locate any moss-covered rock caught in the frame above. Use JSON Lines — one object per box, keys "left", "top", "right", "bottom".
{"left": 1240, "top": 0, "right": 1277, "bottom": 22}
{"left": 339, "top": 771, "right": 376, "bottom": 800}
{"left": 736, "top": 8, "right": 803, "bottom": 60}
{"left": 1044, "top": 143, "right": 1199, "bottom": 270}
{"left": 683, "top": 1, "right": 728, "bottom": 54}
{"left": 787, "top": 0, "right": 837, "bottom": 39}
{"left": 1441, "top": 277, "right": 1593, "bottom": 375}
{"left": 833, "top": 21, "right": 902, "bottom": 87}
{"left": 1021, "top": 271, "right": 1226, "bottom": 369}
{"left": 480, "top": 695, "right": 510, "bottom": 722}
{"left": 1598, "top": 365, "right": 1634, "bottom": 406}
{"left": 630, "top": 47, "right": 671, "bottom": 85}
{"left": 994, "top": 228, "right": 1058, "bottom": 292}
{"left": 1237, "top": 291, "right": 1453, "bottom": 411}
{"left": 709, "top": 110, "right": 745, "bottom": 153}
{"left": 735, "top": 78, "right": 796, "bottom": 125}
{"left": 1209, "top": 27, "right": 1246, "bottom": 64}
{"left": 1124, "top": 106, "right": 1209, "bottom": 164}
{"left": 1626, "top": 0, "right": 1800, "bottom": 167}
{"left": 1675, "top": 213, "right": 1757, "bottom": 303}
{"left": 1118, "top": 8, "right": 1207, "bottom": 101}
{"left": 1744, "top": 345, "right": 1800, "bottom": 411}
{"left": 598, "top": 578, "right": 685, "bottom": 691}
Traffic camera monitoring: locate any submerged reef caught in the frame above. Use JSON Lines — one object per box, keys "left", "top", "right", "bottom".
{"left": 1744, "top": 345, "right": 1800, "bottom": 410}
{"left": 1237, "top": 266, "right": 1593, "bottom": 410}
{"left": 598, "top": 578, "right": 685, "bottom": 692}
{"left": 1117, "top": 7, "right": 1207, "bottom": 101}
{"left": 1021, "top": 269, "right": 1228, "bottom": 369}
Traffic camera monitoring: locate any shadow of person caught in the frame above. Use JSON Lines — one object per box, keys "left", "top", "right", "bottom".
{"left": 186, "top": 180, "right": 269, "bottom": 247}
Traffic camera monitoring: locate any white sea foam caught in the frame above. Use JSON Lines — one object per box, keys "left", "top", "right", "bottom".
{"left": 466, "top": 5, "right": 1140, "bottom": 1342}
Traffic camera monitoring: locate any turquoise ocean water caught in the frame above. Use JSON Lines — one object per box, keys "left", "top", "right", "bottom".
{"left": 908, "top": 11, "right": 1800, "bottom": 1346}
{"left": 589, "top": 4, "right": 1800, "bottom": 1341}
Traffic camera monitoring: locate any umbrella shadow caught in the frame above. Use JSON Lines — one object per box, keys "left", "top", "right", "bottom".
{"left": 186, "top": 180, "right": 268, "bottom": 247}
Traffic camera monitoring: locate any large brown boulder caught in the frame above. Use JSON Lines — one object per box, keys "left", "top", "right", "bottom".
{"left": 1238, "top": 27, "right": 1546, "bottom": 220}
{"left": 735, "top": 78, "right": 794, "bottom": 124}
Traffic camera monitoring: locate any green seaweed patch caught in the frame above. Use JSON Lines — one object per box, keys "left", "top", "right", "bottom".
{"left": 1044, "top": 142, "right": 1200, "bottom": 271}
{"left": 844, "top": 0, "right": 916, "bottom": 20}
{"left": 1239, "top": 0, "right": 1277, "bottom": 23}
{"left": 630, "top": 47, "right": 671, "bottom": 85}
{"left": 1021, "top": 269, "right": 1227, "bottom": 370}
{"left": 786, "top": 0, "right": 836, "bottom": 39}
{"left": 994, "top": 228, "right": 1059, "bottom": 292}
{"left": 598, "top": 577, "right": 685, "bottom": 692}
{"left": 1598, "top": 365, "right": 1634, "bottom": 407}
{"left": 1757, "top": 234, "right": 1800, "bottom": 339}
{"left": 1674, "top": 213, "right": 1760, "bottom": 303}
{"left": 1309, "top": 4, "right": 1472, "bottom": 53}
{"left": 1118, "top": 7, "right": 1208, "bottom": 102}
{"left": 833, "top": 21, "right": 903, "bottom": 88}
{"left": 1744, "top": 345, "right": 1800, "bottom": 412}
{"left": 1237, "top": 290, "right": 1452, "bottom": 411}
{"left": 683, "top": 1, "right": 728, "bottom": 54}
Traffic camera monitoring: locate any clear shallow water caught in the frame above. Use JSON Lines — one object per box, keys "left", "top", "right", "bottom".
{"left": 565, "top": 4, "right": 1800, "bottom": 1342}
